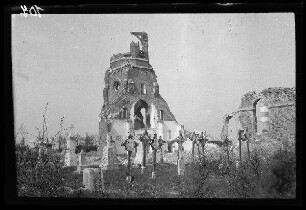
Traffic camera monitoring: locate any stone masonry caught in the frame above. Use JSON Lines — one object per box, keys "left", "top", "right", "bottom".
{"left": 99, "top": 32, "right": 181, "bottom": 155}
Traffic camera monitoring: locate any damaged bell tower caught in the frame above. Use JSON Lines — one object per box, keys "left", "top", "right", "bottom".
{"left": 99, "top": 32, "right": 182, "bottom": 154}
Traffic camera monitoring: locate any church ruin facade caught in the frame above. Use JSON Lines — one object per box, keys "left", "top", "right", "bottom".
{"left": 99, "top": 32, "right": 182, "bottom": 155}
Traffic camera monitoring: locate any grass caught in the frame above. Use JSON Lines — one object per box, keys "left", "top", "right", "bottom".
{"left": 61, "top": 158, "right": 234, "bottom": 198}
{"left": 16, "top": 138, "right": 296, "bottom": 198}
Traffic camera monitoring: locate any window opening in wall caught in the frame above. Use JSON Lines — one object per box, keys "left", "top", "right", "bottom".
{"left": 128, "top": 80, "right": 134, "bottom": 94}
{"left": 158, "top": 110, "right": 164, "bottom": 121}
{"left": 141, "top": 83, "right": 146, "bottom": 95}
{"left": 113, "top": 81, "right": 120, "bottom": 90}
{"left": 119, "top": 110, "right": 123, "bottom": 119}
{"left": 123, "top": 108, "right": 128, "bottom": 119}
{"left": 168, "top": 130, "right": 171, "bottom": 139}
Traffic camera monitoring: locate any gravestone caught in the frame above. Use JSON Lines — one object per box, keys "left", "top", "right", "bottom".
{"left": 100, "top": 134, "right": 119, "bottom": 170}
{"left": 76, "top": 150, "right": 86, "bottom": 173}
{"left": 133, "top": 138, "right": 144, "bottom": 165}
{"left": 64, "top": 125, "right": 77, "bottom": 167}
{"left": 177, "top": 157, "right": 185, "bottom": 176}
{"left": 83, "top": 168, "right": 103, "bottom": 192}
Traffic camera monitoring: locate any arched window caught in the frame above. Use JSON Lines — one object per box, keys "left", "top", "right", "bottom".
{"left": 157, "top": 110, "right": 164, "bottom": 121}
{"left": 113, "top": 81, "right": 120, "bottom": 90}
{"left": 127, "top": 79, "right": 135, "bottom": 94}
{"left": 134, "top": 100, "right": 150, "bottom": 130}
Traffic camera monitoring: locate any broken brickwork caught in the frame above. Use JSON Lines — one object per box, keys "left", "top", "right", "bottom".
{"left": 99, "top": 32, "right": 180, "bottom": 154}
{"left": 221, "top": 87, "right": 296, "bottom": 159}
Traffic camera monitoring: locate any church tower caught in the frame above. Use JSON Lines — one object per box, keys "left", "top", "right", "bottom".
{"left": 99, "top": 32, "right": 181, "bottom": 154}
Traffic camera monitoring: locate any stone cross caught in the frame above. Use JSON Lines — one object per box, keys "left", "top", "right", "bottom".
{"left": 68, "top": 123, "right": 74, "bottom": 138}
{"left": 64, "top": 125, "right": 77, "bottom": 167}
{"left": 178, "top": 156, "right": 185, "bottom": 177}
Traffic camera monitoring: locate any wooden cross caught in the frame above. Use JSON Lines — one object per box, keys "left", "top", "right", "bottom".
{"left": 121, "top": 134, "right": 138, "bottom": 183}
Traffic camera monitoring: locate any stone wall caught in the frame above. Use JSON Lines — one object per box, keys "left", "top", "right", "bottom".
{"left": 98, "top": 117, "right": 108, "bottom": 151}
{"left": 102, "top": 92, "right": 176, "bottom": 122}
{"left": 235, "top": 87, "right": 295, "bottom": 138}
{"left": 268, "top": 104, "right": 295, "bottom": 151}
{"left": 128, "top": 67, "right": 157, "bottom": 97}
{"left": 109, "top": 119, "right": 130, "bottom": 155}
{"left": 221, "top": 87, "right": 296, "bottom": 159}
{"left": 99, "top": 32, "right": 180, "bottom": 156}
{"left": 163, "top": 121, "right": 181, "bottom": 142}
{"left": 237, "top": 111, "right": 254, "bottom": 138}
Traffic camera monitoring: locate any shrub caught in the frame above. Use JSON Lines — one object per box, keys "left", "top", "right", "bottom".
{"left": 16, "top": 144, "right": 65, "bottom": 197}
{"left": 267, "top": 149, "right": 296, "bottom": 198}
{"left": 223, "top": 148, "right": 296, "bottom": 198}
{"left": 226, "top": 161, "right": 260, "bottom": 198}
{"left": 177, "top": 158, "right": 217, "bottom": 198}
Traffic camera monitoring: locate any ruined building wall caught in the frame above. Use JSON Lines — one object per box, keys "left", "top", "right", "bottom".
{"left": 98, "top": 117, "right": 109, "bottom": 151}
{"left": 222, "top": 87, "right": 296, "bottom": 159}
{"left": 106, "top": 68, "right": 128, "bottom": 104}
{"left": 102, "top": 64, "right": 176, "bottom": 122}
{"left": 227, "top": 115, "right": 243, "bottom": 142}
{"left": 268, "top": 104, "right": 295, "bottom": 150}
{"left": 99, "top": 32, "right": 180, "bottom": 155}
{"left": 108, "top": 119, "right": 130, "bottom": 154}
{"left": 234, "top": 87, "right": 295, "bottom": 139}
{"left": 127, "top": 67, "right": 157, "bottom": 97}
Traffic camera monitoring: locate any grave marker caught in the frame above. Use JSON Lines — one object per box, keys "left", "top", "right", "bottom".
{"left": 121, "top": 134, "right": 138, "bottom": 182}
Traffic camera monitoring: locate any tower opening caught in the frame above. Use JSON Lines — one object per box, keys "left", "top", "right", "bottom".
{"left": 134, "top": 100, "right": 150, "bottom": 130}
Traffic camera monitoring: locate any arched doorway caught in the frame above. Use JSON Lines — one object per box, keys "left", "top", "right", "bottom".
{"left": 134, "top": 100, "right": 150, "bottom": 130}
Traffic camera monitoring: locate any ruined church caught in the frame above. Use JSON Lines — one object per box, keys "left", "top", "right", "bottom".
{"left": 221, "top": 87, "right": 296, "bottom": 159}
{"left": 99, "top": 32, "right": 182, "bottom": 155}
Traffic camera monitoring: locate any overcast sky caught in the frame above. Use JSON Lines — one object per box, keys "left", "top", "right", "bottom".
{"left": 12, "top": 13, "right": 295, "bottom": 143}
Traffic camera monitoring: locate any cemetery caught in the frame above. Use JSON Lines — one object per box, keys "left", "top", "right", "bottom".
{"left": 16, "top": 115, "right": 296, "bottom": 198}
{"left": 14, "top": 31, "right": 296, "bottom": 199}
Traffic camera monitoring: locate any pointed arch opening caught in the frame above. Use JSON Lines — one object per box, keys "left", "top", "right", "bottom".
{"left": 133, "top": 100, "right": 151, "bottom": 130}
